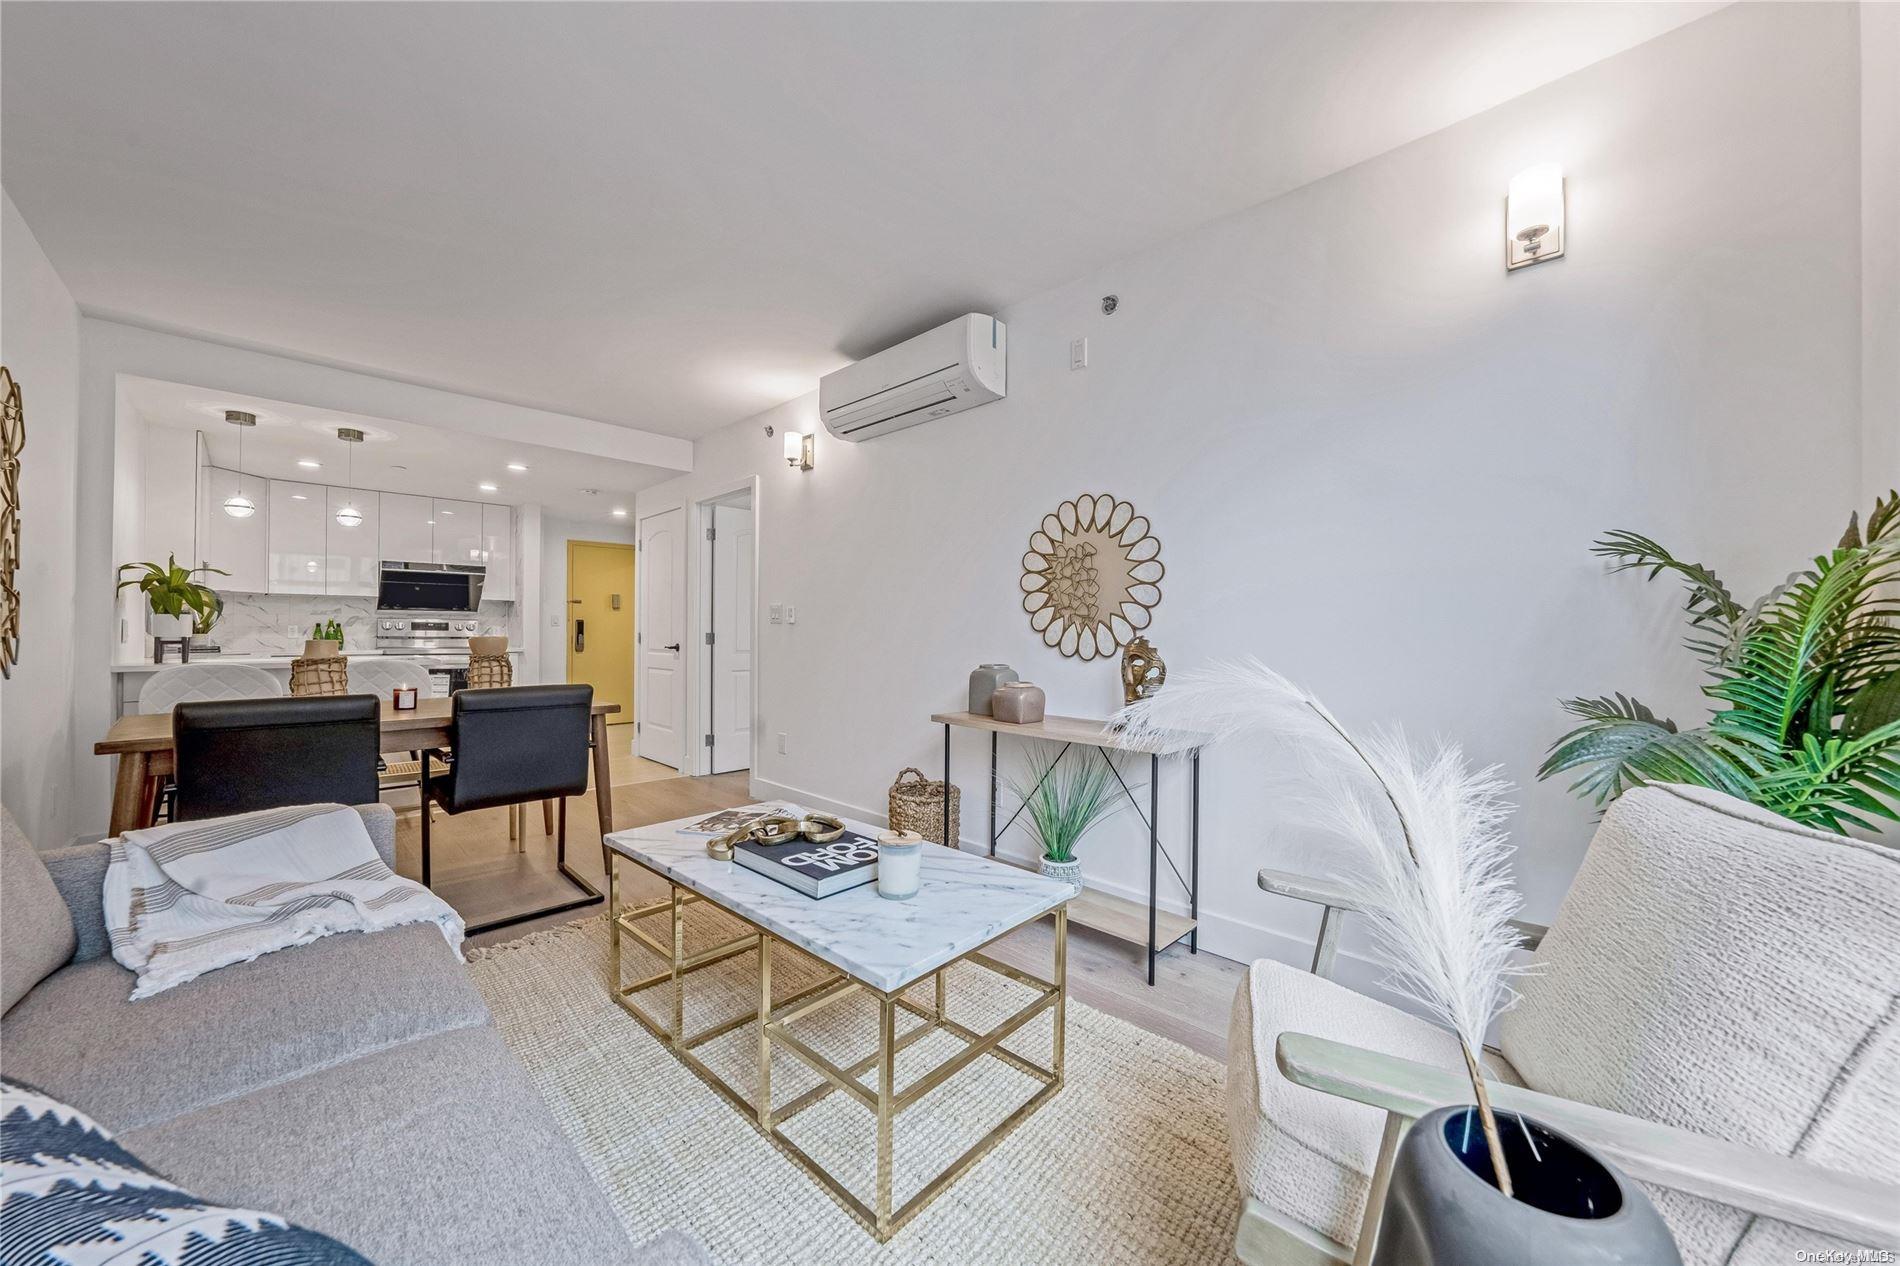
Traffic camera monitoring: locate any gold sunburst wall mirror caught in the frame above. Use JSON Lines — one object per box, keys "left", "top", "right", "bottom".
{"left": 0, "top": 366, "right": 22, "bottom": 678}
{"left": 1021, "top": 493, "right": 1162, "bottom": 660}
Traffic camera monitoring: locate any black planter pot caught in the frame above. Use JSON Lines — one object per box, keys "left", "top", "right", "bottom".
{"left": 1371, "top": 1106, "right": 1681, "bottom": 1266}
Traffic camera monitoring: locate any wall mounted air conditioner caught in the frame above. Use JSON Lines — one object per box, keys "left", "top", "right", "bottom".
{"left": 819, "top": 313, "right": 1006, "bottom": 442}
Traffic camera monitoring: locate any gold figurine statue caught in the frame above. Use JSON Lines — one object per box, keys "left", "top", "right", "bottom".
{"left": 1120, "top": 634, "right": 1166, "bottom": 704}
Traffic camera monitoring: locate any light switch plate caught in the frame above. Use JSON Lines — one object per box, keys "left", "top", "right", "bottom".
{"left": 768, "top": 603, "right": 784, "bottom": 624}
{"left": 1070, "top": 337, "right": 1088, "bottom": 370}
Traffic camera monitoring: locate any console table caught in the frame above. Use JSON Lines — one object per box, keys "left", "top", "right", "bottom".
{"left": 932, "top": 710, "right": 1204, "bottom": 984}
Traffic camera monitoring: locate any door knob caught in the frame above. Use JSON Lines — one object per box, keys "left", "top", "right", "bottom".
{"left": 663, "top": 643, "right": 681, "bottom": 652}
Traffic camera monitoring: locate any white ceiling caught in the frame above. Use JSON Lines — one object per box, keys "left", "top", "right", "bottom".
{"left": 5, "top": 2, "right": 1719, "bottom": 439}
{"left": 125, "top": 376, "right": 665, "bottom": 518}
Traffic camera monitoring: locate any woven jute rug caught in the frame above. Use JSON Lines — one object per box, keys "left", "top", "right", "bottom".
{"left": 468, "top": 914, "right": 1241, "bottom": 1264}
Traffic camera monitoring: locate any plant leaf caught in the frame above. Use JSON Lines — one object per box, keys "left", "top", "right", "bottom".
{"left": 1538, "top": 695, "right": 1758, "bottom": 804}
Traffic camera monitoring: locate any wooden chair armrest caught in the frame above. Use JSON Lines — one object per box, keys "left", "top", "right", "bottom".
{"left": 1508, "top": 918, "right": 1547, "bottom": 951}
{"left": 1256, "top": 867, "right": 1364, "bottom": 911}
{"left": 1274, "top": 1032, "right": 1899, "bottom": 1246}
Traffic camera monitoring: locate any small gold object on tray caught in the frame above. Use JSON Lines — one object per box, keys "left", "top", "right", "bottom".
{"left": 705, "top": 811, "right": 847, "bottom": 859}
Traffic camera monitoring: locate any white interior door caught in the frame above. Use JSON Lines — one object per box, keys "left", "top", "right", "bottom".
{"left": 709, "top": 501, "right": 754, "bottom": 774}
{"left": 637, "top": 507, "right": 685, "bottom": 770}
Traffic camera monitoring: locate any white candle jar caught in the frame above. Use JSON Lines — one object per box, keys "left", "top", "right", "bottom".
{"left": 876, "top": 831, "right": 924, "bottom": 900}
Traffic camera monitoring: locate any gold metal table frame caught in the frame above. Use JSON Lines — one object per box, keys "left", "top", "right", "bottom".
{"left": 606, "top": 856, "right": 1069, "bottom": 1242}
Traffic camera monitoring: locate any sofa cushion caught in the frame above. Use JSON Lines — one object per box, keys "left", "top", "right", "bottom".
{"left": 0, "top": 920, "right": 488, "bottom": 1131}
{"left": 1, "top": 806, "right": 76, "bottom": 1015}
{"left": 1, "top": 1075, "right": 372, "bottom": 1264}
{"left": 1226, "top": 958, "right": 1521, "bottom": 1253}
{"left": 120, "top": 1024, "right": 636, "bottom": 1266}
{"left": 1497, "top": 784, "right": 1900, "bottom": 1263}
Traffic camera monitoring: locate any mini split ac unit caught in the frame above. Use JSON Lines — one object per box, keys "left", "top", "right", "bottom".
{"left": 819, "top": 313, "right": 1006, "bottom": 443}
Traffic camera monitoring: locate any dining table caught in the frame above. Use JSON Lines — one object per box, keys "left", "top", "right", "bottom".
{"left": 94, "top": 696, "right": 621, "bottom": 837}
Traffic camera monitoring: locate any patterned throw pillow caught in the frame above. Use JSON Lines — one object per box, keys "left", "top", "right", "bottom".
{"left": 0, "top": 1078, "right": 372, "bottom": 1265}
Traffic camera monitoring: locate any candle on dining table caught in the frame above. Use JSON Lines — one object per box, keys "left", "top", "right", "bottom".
{"left": 875, "top": 830, "right": 924, "bottom": 900}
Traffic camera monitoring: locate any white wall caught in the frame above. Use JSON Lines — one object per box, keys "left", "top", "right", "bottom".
{"left": 535, "top": 510, "right": 636, "bottom": 686}
{"left": 0, "top": 191, "right": 83, "bottom": 846}
{"left": 637, "top": 3, "right": 1868, "bottom": 981}
{"left": 1865, "top": 1, "right": 1899, "bottom": 508}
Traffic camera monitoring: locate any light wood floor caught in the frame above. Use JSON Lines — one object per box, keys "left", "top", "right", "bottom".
{"left": 396, "top": 764, "right": 1245, "bottom": 1063}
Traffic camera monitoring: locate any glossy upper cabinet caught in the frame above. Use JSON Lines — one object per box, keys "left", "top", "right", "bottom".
{"left": 198, "top": 465, "right": 269, "bottom": 594}
{"left": 379, "top": 493, "right": 434, "bottom": 565}
{"left": 432, "top": 500, "right": 485, "bottom": 566}
{"left": 267, "top": 481, "right": 328, "bottom": 594}
{"left": 480, "top": 504, "right": 513, "bottom": 601}
{"left": 326, "top": 487, "right": 380, "bottom": 596}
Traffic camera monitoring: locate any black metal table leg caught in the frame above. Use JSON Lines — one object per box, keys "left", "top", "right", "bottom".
{"left": 1148, "top": 752, "right": 1159, "bottom": 986}
{"left": 942, "top": 723, "right": 952, "bottom": 848}
{"left": 1190, "top": 747, "right": 1201, "bottom": 953}
{"left": 989, "top": 732, "right": 998, "bottom": 856}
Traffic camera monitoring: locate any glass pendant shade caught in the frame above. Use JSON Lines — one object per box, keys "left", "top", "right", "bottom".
{"left": 334, "top": 502, "right": 363, "bottom": 528}
{"left": 222, "top": 492, "right": 256, "bottom": 519}
{"left": 333, "top": 427, "right": 366, "bottom": 527}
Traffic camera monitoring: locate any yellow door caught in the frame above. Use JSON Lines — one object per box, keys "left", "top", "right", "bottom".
{"left": 567, "top": 541, "right": 636, "bottom": 725}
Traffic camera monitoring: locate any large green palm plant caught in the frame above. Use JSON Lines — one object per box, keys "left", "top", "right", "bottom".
{"left": 1540, "top": 492, "right": 1900, "bottom": 834}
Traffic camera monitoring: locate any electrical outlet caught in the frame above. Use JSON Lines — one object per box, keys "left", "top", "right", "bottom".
{"left": 1070, "top": 337, "right": 1088, "bottom": 370}
{"left": 777, "top": 732, "right": 788, "bottom": 755}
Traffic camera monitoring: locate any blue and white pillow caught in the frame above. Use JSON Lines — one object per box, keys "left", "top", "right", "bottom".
{"left": 0, "top": 1077, "right": 372, "bottom": 1265}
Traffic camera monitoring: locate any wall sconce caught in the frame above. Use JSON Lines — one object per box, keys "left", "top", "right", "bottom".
{"left": 783, "top": 430, "right": 814, "bottom": 472}
{"left": 1506, "top": 163, "right": 1565, "bottom": 271}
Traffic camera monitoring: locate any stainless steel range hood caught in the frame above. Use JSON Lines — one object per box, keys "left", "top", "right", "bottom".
{"left": 376, "top": 561, "right": 486, "bottom": 612}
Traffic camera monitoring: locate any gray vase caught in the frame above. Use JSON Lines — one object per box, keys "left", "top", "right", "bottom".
{"left": 968, "top": 663, "right": 1018, "bottom": 715}
{"left": 1372, "top": 1106, "right": 1680, "bottom": 1266}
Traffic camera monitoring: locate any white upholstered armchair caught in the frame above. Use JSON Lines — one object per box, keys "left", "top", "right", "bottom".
{"left": 1226, "top": 782, "right": 1900, "bottom": 1265}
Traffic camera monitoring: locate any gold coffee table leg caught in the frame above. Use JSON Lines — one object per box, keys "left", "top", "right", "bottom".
{"left": 670, "top": 887, "right": 685, "bottom": 1043}
{"left": 1054, "top": 906, "right": 1067, "bottom": 1083}
{"left": 758, "top": 934, "right": 774, "bottom": 1129}
{"left": 876, "top": 992, "right": 896, "bottom": 1237}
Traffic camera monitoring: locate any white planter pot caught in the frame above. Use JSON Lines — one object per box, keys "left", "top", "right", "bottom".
{"left": 147, "top": 610, "right": 194, "bottom": 639}
{"left": 1039, "top": 856, "right": 1083, "bottom": 885}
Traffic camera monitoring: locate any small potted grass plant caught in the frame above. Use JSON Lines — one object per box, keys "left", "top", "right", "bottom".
{"left": 1006, "top": 745, "right": 1124, "bottom": 883}
{"left": 117, "top": 555, "right": 226, "bottom": 641}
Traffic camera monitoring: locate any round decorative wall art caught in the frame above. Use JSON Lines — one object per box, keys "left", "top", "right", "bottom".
{"left": 1020, "top": 493, "right": 1162, "bottom": 660}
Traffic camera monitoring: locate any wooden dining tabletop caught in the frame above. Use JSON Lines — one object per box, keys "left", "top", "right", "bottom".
{"left": 95, "top": 697, "right": 621, "bottom": 837}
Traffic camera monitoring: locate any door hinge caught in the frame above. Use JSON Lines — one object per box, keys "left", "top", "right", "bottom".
{"left": 704, "top": 733, "right": 715, "bottom": 749}
{"left": 706, "top": 526, "right": 716, "bottom": 542}
{"left": 704, "top": 631, "right": 715, "bottom": 646}
{"left": 636, "top": 721, "right": 642, "bottom": 734}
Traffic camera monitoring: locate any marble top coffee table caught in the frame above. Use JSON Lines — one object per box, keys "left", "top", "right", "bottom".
{"left": 603, "top": 807, "right": 1077, "bottom": 1241}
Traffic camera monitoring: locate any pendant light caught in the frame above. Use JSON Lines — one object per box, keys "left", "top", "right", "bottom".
{"left": 334, "top": 428, "right": 365, "bottom": 527}
{"left": 221, "top": 411, "right": 258, "bottom": 518}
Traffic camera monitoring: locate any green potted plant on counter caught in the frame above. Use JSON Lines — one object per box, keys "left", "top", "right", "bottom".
{"left": 117, "top": 555, "right": 226, "bottom": 642}
{"left": 1007, "top": 745, "right": 1124, "bottom": 884}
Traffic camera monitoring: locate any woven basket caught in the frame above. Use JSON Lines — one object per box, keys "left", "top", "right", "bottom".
{"left": 289, "top": 655, "right": 349, "bottom": 696}
{"left": 466, "top": 653, "right": 513, "bottom": 689}
{"left": 889, "top": 767, "right": 959, "bottom": 846}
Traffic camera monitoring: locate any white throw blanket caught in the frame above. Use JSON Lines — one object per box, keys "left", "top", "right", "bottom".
{"left": 105, "top": 803, "right": 464, "bottom": 1000}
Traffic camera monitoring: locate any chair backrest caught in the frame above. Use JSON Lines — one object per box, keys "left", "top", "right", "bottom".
{"left": 441, "top": 684, "right": 591, "bottom": 812}
{"left": 1499, "top": 784, "right": 1900, "bottom": 1260}
{"left": 172, "top": 695, "right": 381, "bottom": 822}
{"left": 347, "top": 658, "right": 433, "bottom": 701}
{"left": 138, "top": 663, "right": 284, "bottom": 714}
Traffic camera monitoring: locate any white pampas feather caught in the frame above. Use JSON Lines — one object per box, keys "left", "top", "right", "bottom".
{"left": 1113, "top": 657, "right": 1531, "bottom": 1193}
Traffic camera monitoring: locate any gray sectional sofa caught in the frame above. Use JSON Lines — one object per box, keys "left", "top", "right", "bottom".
{"left": 1, "top": 804, "right": 663, "bottom": 1264}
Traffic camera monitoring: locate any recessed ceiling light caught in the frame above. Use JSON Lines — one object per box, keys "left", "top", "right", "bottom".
{"left": 440, "top": 509, "right": 454, "bottom": 516}
{"left": 391, "top": 464, "right": 408, "bottom": 472}
{"left": 506, "top": 462, "right": 528, "bottom": 473}
{"left": 478, "top": 482, "right": 497, "bottom": 493}
{"left": 297, "top": 459, "right": 321, "bottom": 469}
{"left": 427, "top": 519, "right": 436, "bottom": 526}
{"left": 611, "top": 507, "right": 628, "bottom": 518}
{"left": 289, "top": 494, "right": 308, "bottom": 501}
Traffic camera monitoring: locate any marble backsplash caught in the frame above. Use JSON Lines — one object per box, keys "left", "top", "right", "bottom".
{"left": 205, "top": 593, "right": 519, "bottom": 656}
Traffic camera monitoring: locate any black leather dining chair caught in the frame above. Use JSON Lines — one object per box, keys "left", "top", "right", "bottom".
{"left": 419, "top": 684, "right": 602, "bottom": 934}
{"left": 172, "top": 695, "right": 381, "bottom": 822}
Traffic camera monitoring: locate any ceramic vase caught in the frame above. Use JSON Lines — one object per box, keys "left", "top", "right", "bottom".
{"left": 1371, "top": 1106, "right": 1680, "bottom": 1266}
{"left": 302, "top": 638, "right": 342, "bottom": 659}
{"left": 991, "top": 681, "right": 1046, "bottom": 724}
{"left": 968, "top": 663, "right": 1018, "bottom": 715}
{"left": 148, "top": 609, "right": 193, "bottom": 640}
{"left": 1039, "top": 855, "right": 1082, "bottom": 885}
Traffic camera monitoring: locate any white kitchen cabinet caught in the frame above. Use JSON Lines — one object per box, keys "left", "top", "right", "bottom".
{"left": 326, "top": 486, "right": 381, "bottom": 596}
{"left": 380, "top": 493, "right": 434, "bottom": 564}
{"left": 479, "top": 504, "right": 513, "bottom": 601}
{"left": 268, "top": 480, "right": 328, "bottom": 594}
{"left": 197, "top": 465, "right": 269, "bottom": 594}
{"left": 432, "top": 499, "right": 485, "bottom": 566}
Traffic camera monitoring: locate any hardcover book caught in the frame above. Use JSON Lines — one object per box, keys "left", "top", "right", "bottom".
{"left": 732, "top": 830, "right": 880, "bottom": 899}
{"left": 678, "top": 804, "right": 796, "bottom": 837}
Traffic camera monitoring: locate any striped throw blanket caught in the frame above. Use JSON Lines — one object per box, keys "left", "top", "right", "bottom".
{"left": 105, "top": 804, "right": 464, "bottom": 1000}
